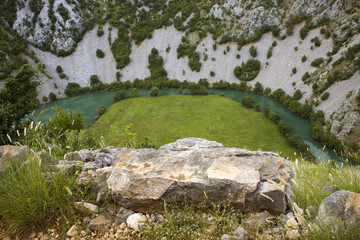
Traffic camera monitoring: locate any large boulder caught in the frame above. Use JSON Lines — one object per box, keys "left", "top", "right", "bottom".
{"left": 0, "top": 145, "right": 31, "bottom": 171}
{"left": 316, "top": 190, "right": 360, "bottom": 229}
{"left": 106, "top": 138, "right": 294, "bottom": 214}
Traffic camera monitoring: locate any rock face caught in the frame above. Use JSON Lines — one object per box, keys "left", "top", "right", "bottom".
{"left": 106, "top": 138, "right": 294, "bottom": 214}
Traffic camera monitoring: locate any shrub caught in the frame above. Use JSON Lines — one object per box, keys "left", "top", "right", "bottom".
{"left": 96, "top": 49, "right": 105, "bottom": 58}
{"left": 210, "top": 71, "right": 215, "bottom": 77}
{"left": 56, "top": 65, "right": 63, "bottom": 73}
{"left": 272, "top": 41, "right": 277, "bottom": 47}
{"left": 321, "top": 92, "right": 330, "bottom": 100}
{"left": 249, "top": 46, "right": 257, "bottom": 57}
{"left": 59, "top": 73, "right": 66, "bottom": 79}
{"left": 49, "top": 92, "right": 57, "bottom": 101}
{"left": 236, "top": 54, "right": 240, "bottom": 59}
{"left": 253, "top": 82, "right": 263, "bottom": 94}
{"left": 233, "top": 59, "right": 261, "bottom": 81}
{"left": 292, "top": 67, "right": 297, "bottom": 74}
{"left": 267, "top": 47, "right": 273, "bottom": 59}
{"left": 293, "top": 89, "right": 303, "bottom": 100}
{"left": 302, "top": 55, "right": 307, "bottom": 62}
{"left": 254, "top": 104, "right": 261, "bottom": 111}
{"left": 90, "top": 75, "right": 101, "bottom": 86}
{"left": 97, "top": 28, "right": 104, "bottom": 37}
{"left": 96, "top": 105, "right": 107, "bottom": 116}
{"left": 150, "top": 86, "right": 160, "bottom": 97}
{"left": 311, "top": 58, "right": 324, "bottom": 67}
{"left": 131, "top": 88, "right": 139, "bottom": 98}
{"left": 113, "top": 90, "right": 127, "bottom": 102}
{"left": 241, "top": 96, "right": 254, "bottom": 108}
{"left": 42, "top": 96, "right": 48, "bottom": 102}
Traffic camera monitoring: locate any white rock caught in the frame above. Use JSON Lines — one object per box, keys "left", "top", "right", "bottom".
{"left": 126, "top": 213, "right": 147, "bottom": 231}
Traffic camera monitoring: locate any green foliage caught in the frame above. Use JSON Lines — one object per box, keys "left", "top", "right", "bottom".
{"left": 302, "top": 55, "right": 307, "bottom": 62}
{"left": 49, "top": 92, "right": 57, "bottom": 102}
{"left": 233, "top": 59, "right": 261, "bottom": 81}
{"left": 0, "top": 154, "right": 77, "bottom": 234}
{"left": 56, "top": 65, "right": 63, "bottom": 73}
{"left": 241, "top": 96, "right": 254, "bottom": 108}
{"left": 210, "top": 71, "right": 215, "bottom": 77}
{"left": 292, "top": 67, "right": 297, "bottom": 74}
{"left": 0, "top": 64, "right": 39, "bottom": 144}
{"left": 90, "top": 75, "right": 101, "bottom": 86}
{"left": 293, "top": 89, "right": 303, "bottom": 100}
{"left": 177, "top": 41, "right": 202, "bottom": 72}
{"left": 267, "top": 46, "right": 273, "bottom": 59}
{"left": 42, "top": 96, "right": 48, "bottom": 102}
{"left": 131, "top": 88, "right": 139, "bottom": 98}
{"left": 249, "top": 45, "right": 257, "bottom": 57}
{"left": 142, "top": 203, "right": 239, "bottom": 239}
{"left": 236, "top": 54, "right": 240, "bottom": 59}
{"left": 189, "top": 83, "right": 209, "bottom": 95}
{"left": 97, "top": 105, "right": 107, "bottom": 116}
{"left": 47, "top": 106, "right": 85, "bottom": 145}
{"left": 253, "top": 82, "right": 263, "bottom": 94}
{"left": 96, "top": 49, "right": 105, "bottom": 58}
{"left": 150, "top": 86, "right": 160, "bottom": 97}
{"left": 321, "top": 92, "right": 329, "bottom": 101}
{"left": 56, "top": 3, "right": 69, "bottom": 22}
{"left": 311, "top": 58, "right": 324, "bottom": 67}
{"left": 148, "top": 48, "right": 168, "bottom": 80}
{"left": 97, "top": 26, "right": 104, "bottom": 37}
{"left": 113, "top": 90, "right": 127, "bottom": 102}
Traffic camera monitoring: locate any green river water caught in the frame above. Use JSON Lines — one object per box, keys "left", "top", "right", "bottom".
{"left": 28, "top": 88, "right": 347, "bottom": 163}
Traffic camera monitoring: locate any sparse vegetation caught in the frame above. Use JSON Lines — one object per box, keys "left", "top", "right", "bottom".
{"left": 234, "top": 59, "right": 261, "bottom": 81}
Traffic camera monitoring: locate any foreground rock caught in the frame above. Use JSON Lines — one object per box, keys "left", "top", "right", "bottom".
{"left": 105, "top": 138, "right": 294, "bottom": 214}
{"left": 316, "top": 190, "right": 360, "bottom": 229}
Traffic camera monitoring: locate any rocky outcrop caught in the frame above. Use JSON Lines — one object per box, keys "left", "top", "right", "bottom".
{"left": 70, "top": 138, "right": 294, "bottom": 214}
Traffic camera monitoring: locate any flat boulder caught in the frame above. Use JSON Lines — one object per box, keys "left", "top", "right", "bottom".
{"left": 106, "top": 138, "right": 294, "bottom": 214}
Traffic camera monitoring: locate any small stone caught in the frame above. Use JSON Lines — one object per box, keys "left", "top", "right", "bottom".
{"left": 246, "top": 212, "right": 269, "bottom": 226}
{"left": 119, "top": 222, "right": 127, "bottom": 230}
{"left": 116, "top": 207, "right": 134, "bottom": 224}
{"left": 220, "top": 234, "right": 238, "bottom": 240}
{"left": 89, "top": 215, "right": 111, "bottom": 231}
{"left": 81, "top": 231, "right": 87, "bottom": 237}
{"left": 74, "top": 202, "right": 99, "bottom": 214}
{"left": 66, "top": 225, "right": 78, "bottom": 237}
{"left": 127, "top": 213, "right": 147, "bottom": 231}
{"left": 286, "top": 218, "right": 299, "bottom": 230}
{"left": 233, "top": 226, "right": 247, "bottom": 239}
{"left": 285, "top": 229, "right": 300, "bottom": 239}
{"left": 321, "top": 185, "right": 339, "bottom": 193}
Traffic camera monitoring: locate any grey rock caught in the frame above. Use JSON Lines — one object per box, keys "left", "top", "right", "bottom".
{"left": 0, "top": 145, "right": 31, "bottom": 172}
{"left": 89, "top": 214, "right": 111, "bottom": 231}
{"left": 65, "top": 149, "right": 94, "bottom": 162}
{"left": 107, "top": 138, "right": 293, "bottom": 214}
{"left": 74, "top": 202, "right": 99, "bottom": 214}
{"left": 233, "top": 226, "right": 247, "bottom": 239}
{"left": 221, "top": 234, "right": 238, "bottom": 240}
{"left": 316, "top": 190, "right": 351, "bottom": 228}
{"left": 245, "top": 212, "right": 269, "bottom": 226}
{"left": 116, "top": 207, "right": 135, "bottom": 224}
{"left": 95, "top": 152, "right": 114, "bottom": 168}
{"left": 343, "top": 192, "right": 360, "bottom": 226}
{"left": 321, "top": 185, "right": 339, "bottom": 193}
{"left": 36, "top": 150, "right": 58, "bottom": 165}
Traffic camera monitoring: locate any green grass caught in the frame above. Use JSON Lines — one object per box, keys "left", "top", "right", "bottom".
{"left": 87, "top": 95, "right": 299, "bottom": 158}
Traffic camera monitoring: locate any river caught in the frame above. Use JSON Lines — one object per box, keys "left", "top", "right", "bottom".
{"left": 28, "top": 89, "right": 348, "bottom": 163}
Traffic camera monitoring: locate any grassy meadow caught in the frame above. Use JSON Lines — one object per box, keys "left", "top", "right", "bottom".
{"left": 87, "top": 95, "right": 299, "bottom": 158}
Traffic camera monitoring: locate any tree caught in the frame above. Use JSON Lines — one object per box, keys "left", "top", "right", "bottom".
{"left": 0, "top": 64, "right": 40, "bottom": 144}
{"left": 253, "top": 82, "right": 264, "bottom": 94}
{"left": 150, "top": 87, "right": 160, "bottom": 97}
{"left": 293, "top": 89, "right": 303, "bottom": 100}
{"left": 90, "top": 75, "right": 101, "bottom": 86}
{"left": 96, "top": 49, "right": 105, "bottom": 58}
{"left": 249, "top": 46, "right": 257, "bottom": 57}
{"left": 113, "top": 90, "right": 127, "bottom": 102}
{"left": 234, "top": 59, "right": 261, "bottom": 81}
{"left": 49, "top": 92, "right": 57, "bottom": 102}
{"left": 241, "top": 96, "right": 254, "bottom": 108}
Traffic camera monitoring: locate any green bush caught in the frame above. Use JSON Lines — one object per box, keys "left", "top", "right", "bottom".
{"left": 292, "top": 67, "right": 297, "bottom": 74}
{"left": 56, "top": 65, "right": 63, "bottom": 73}
{"left": 321, "top": 92, "right": 329, "bottom": 100}
{"left": 249, "top": 45, "right": 257, "bottom": 57}
{"left": 49, "top": 92, "right": 57, "bottom": 101}
{"left": 42, "top": 96, "right": 48, "bottom": 102}
{"left": 293, "top": 89, "right": 303, "bottom": 100}
{"left": 302, "top": 55, "right": 307, "bottom": 62}
{"left": 113, "top": 90, "right": 127, "bottom": 102}
{"left": 241, "top": 96, "right": 254, "bottom": 108}
{"left": 97, "top": 105, "right": 107, "bottom": 116}
{"left": 233, "top": 59, "right": 261, "bottom": 81}
{"left": 267, "top": 47, "right": 273, "bottom": 59}
{"left": 97, "top": 28, "right": 104, "bottom": 37}
{"left": 253, "top": 82, "right": 263, "bottom": 94}
{"left": 236, "top": 54, "right": 240, "bottom": 59}
{"left": 311, "top": 58, "right": 324, "bottom": 67}
{"left": 90, "top": 75, "right": 101, "bottom": 86}
{"left": 210, "top": 71, "right": 215, "bottom": 77}
{"left": 150, "top": 86, "right": 160, "bottom": 97}
{"left": 96, "top": 49, "right": 105, "bottom": 58}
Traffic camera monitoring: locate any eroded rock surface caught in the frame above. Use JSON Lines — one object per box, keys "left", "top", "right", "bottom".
{"left": 105, "top": 138, "right": 294, "bottom": 214}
